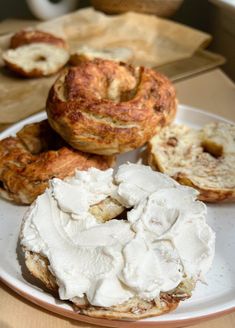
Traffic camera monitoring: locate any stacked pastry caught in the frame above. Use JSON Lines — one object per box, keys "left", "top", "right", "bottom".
{"left": 0, "top": 29, "right": 218, "bottom": 321}
{"left": 0, "top": 29, "right": 177, "bottom": 205}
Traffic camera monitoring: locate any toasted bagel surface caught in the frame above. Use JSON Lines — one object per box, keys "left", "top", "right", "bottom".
{"left": 46, "top": 59, "right": 177, "bottom": 155}
{"left": 0, "top": 120, "right": 114, "bottom": 204}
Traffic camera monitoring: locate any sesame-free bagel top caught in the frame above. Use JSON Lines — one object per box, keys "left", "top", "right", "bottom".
{"left": 46, "top": 59, "right": 177, "bottom": 155}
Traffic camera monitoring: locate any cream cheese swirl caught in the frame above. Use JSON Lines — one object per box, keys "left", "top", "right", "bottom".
{"left": 21, "top": 163, "right": 215, "bottom": 307}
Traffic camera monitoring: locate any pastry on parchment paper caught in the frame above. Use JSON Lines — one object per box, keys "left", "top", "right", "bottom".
{"left": 2, "top": 30, "right": 69, "bottom": 78}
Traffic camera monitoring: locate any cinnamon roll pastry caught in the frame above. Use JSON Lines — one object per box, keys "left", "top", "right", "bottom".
{"left": 2, "top": 30, "right": 69, "bottom": 78}
{"left": 46, "top": 59, "right": 177, "bottom": 155}
{"left": 0, "top": 120, "right": 114, "bottom": 204}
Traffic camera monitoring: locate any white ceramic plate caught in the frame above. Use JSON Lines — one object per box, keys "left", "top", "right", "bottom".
{"left": 0, "top": 105, "right": 235, "bottom": 328}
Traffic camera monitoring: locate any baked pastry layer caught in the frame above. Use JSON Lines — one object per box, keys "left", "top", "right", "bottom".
{"left": 0, "top": 120, "right": 114, "bottom": 204}
{"left": 46, "top": 59, "right": 177, "bottom": 155}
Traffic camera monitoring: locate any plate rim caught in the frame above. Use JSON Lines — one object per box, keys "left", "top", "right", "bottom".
{"left": 0, "top": 104, "right": 235, "bottom": 327}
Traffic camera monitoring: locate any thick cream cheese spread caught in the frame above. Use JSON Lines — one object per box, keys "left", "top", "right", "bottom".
{"left": 21, "top": 163, "right": 215, "bottom": 307}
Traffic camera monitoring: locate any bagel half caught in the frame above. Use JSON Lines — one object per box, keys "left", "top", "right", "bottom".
{"left": 2, "top": 30, "right": 69, "bottom": 78}
{"left": 148, "top": 122, "right": 235, "bottom": 202}
{"left": 46, "top": 59, "right": 177, "bottom": 155}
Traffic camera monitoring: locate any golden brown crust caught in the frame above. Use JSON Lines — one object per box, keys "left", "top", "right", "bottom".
{"left": 46, "top": 59, "right": 177, "bottom": 155}
{"left": 10, "top": 30, "right": 67, "bottom": 49}
{"left": 172, "top": 173, "right": 235, "bottom": 203}
{"left": 0, "top": 120, "right": 114, "bottom": 204}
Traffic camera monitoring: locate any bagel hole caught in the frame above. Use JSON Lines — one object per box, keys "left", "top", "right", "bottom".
{"left": 17, "top": 120, "right": 66, "bottom": 154}
{"left": 114, "top": 208, "right": 129, "bottom": 221}
{"left": 34, "top": 55, "right": 47, "bottom": 62}
{"left": 106, "top": 67, "right": 141, "bottom": 102}
{"left": 201, "top": 140, "right": 223, "bottom": 158}
{"left": 120, "top": 88, "right": 138, "bottom": 102}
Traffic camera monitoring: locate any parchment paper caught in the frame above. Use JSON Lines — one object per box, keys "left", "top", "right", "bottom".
{"left": 0, "top": 7, "right": 211, "bottom": 124}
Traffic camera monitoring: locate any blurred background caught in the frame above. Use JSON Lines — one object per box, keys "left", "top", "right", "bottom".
{"left": 0, "top": 0, "right": 234, "bottom": 81}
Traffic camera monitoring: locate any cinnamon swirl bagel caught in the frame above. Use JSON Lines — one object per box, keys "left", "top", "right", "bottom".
{"left": 2, "top": 30, "right": 69, "bottom": 78}
{"left": 0, "top": 120, "right": 114, "bottom": 204}
{"left": 46, "top": 59, "right": 177, "bottom": 155}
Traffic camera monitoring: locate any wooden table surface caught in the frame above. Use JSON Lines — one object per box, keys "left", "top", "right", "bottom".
{"left": 0, "top": 68, "right": 235, "bottom": 328}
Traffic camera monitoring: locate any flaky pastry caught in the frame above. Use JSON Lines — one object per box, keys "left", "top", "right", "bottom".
{"left": 0, "top": 120, "right": 114, "bottom": 204}
{"left": 46, "top": 58, "right": 177, "bottom": 155}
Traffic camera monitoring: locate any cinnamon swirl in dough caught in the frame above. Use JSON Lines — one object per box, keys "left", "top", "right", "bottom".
{"left": 46, "top": 58, "right": 177, "bottom": 155}
{"left": 148, "top": 122, "right": 235, "bottom": 202}
{"left": 2, "top": 30, "right": 69, "bottom": 77}
{"left": 0, "top": 120, "right": 114, "bottom": 204}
